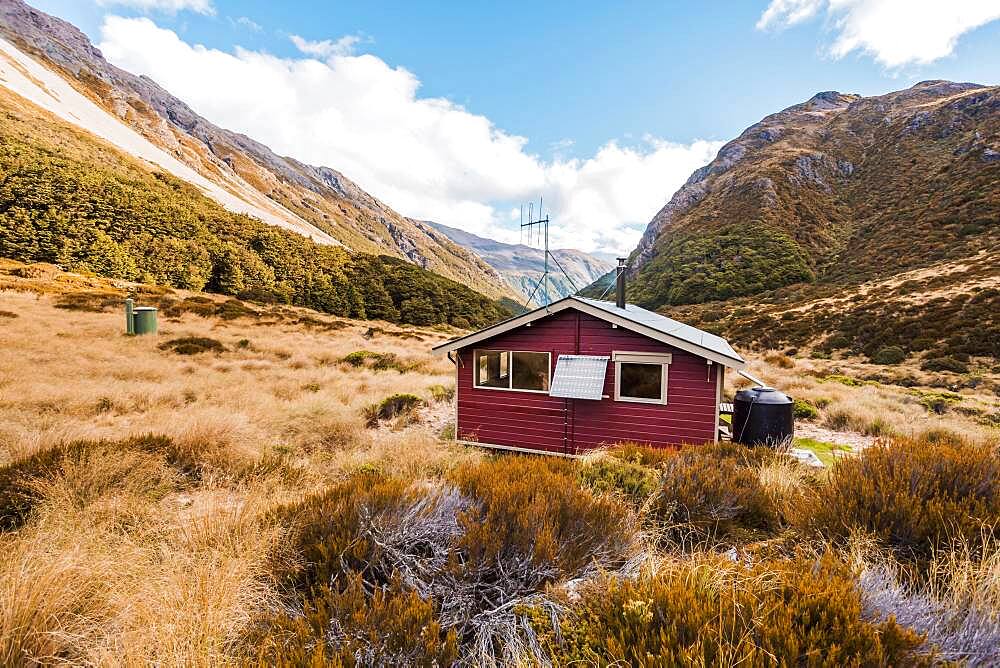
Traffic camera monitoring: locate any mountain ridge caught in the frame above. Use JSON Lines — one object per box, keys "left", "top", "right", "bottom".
{"left": 0, "top": 0, "right": 511, "bottom": 299}
{"left": 600, "top": 79, "right": 999, "bottom": 309}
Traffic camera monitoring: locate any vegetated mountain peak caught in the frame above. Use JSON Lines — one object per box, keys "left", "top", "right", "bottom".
{"left": 426, "top": 221, "right": 613, "bottom": 304}
{"left": 0, "top": 0, "right": 511, "bottom": 299}
{"left": 620, "top": 79, "right": 999, "bottom": 310}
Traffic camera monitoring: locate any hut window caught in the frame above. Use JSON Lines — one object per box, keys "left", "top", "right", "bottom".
{"left": 613, "top": 352, "right": 671, "bottom": 405}
{"left": 474, "top": 350, "right": 551, "bottom": 392}
{"left": 475, "top": 350, "right": 509, "bottom": 389}
{"left": 511, "top": 352, "right": 550, "bottom": 392}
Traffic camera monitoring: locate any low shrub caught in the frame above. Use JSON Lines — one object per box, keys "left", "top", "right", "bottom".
{"left": 650, "top": 443, "right": 779, "bottom": 543}
{"left": 264, "top": 458, "right": 634, "bottom": 659}
{"left": 871, "top": 345, "right": 907, "bottom": 365}
{"left": 821, "top": 374, "right": 867, "bottom": 387}
{"left": 764, "top": 352, "right": 794, "bottom": 368}
{"left": 799, "top": 438, "right": 1000, "bottom": 559}
{"left": 158, "top": 336, "right": 226, "bottom": 355}
{"left": 342, "top": 350, "right": 408, "bottom": 372}
{"left": 793, "top": 398, "right": 819, "bottom": 420}
{"left": 823, "top": 334, "right": 852, "bottom": 350}
{"left": 254, "top": 576, "right": 458, "bottom": 667}
{"left": 915, "top": 390, "right": 962, "bottom": 415}
{"left": 922, "top": 356, "right": 969, "bottom": 373}
{"left": 427, "top": 384, "right": 455, "bottom": 403}
{"left": 861, "top": 417, "right": 896, "bottom": 438}
{"left": 0, "top": 310, "right": 17, "bottom": 318}
{"left": 363, "top": 393, "right": 426, "bottom": 427}
{"left": 450, "top": 457, "right": 634, "bottom": 577}
{"left": 578, "top": 456, "right": 658, "bottom": 504}
{"left": 53, "top": 291, "right": 120, "bottom": 312}
{"left": 215, "top": 299, "right": 258, "bottom": 320}
{"left": 530, "top": 553, "right": 929, "bottom": 666}
{"left": 607, "top": 442, "right": 678, "bottom": 467}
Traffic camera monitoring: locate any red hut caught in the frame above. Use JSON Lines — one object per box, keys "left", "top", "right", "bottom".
{"left": 433, "top": 279, "right": 746, "bottom": 455}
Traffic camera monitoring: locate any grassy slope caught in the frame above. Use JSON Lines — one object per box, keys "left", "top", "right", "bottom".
{"left": 0, "top": 86, "right": 510, "bottom": 328}
{"left": 18, "top": 37, "right": 512, "bottom": 301}
{"left": 626, "top": 84, "right": 999, "bottom": 310}
{"left": 0, "top": 272, "right": 997, "bottom": 664}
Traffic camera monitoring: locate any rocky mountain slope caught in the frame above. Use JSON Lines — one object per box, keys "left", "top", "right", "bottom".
{"left": 426, "top": 222, "right": 613, "bottom": 304}
{"left": 0, "top": 0, "right": 509, "bottom": 299}
{"left": 0, "top": 83, "right": 510, "bottom": 327}
{"left": 609, "top": 81, "right": 999, "bottom": 310}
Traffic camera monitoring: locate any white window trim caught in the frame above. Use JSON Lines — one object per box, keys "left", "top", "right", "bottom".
{"left": 473, "top": 349, "right": 551, "bottom": 394}
{"left": 613, "top": 351, "right": 671, "bottom": 405}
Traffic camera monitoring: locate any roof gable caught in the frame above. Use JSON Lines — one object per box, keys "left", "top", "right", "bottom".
{"left": 432, "top": 296, "right": 745, "bottom": 369}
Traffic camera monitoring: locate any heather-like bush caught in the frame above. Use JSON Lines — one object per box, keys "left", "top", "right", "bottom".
{"left": 363, "top": 393, "right": 426, "bottom": 427}
{"left": 922, "top": 355, "right": 969, "bottom": 373}
{"left": 341, "top": 350, "right": 408, "bottom": 372}
{"left": 450, "top": 456, "right": 634, "bottom": 577}
{"left": 793, "top": 398, "right": 819, "bottom": 420}
{"left": 871, "top": 345, "right": 907, "bottom": 365}
{"left": 578, "top": 456, "right": 657, "bottom": 504}
{"left": 254, "top": 576, "right": 458, "bottom": 667}
{"left": 650, "top": 443, "right": 779, "bottom": 543}
{"left": 264, "top": 460, "right": 635, "bottom": 660}
{"left": 530, "top": 554, "right": 930, "bottom": 666}
{"left": 607, "top": 442, "right": 678, "bottom": 467}
{"left": 269, "top": 472, "right": 418, "bottom": 590}
{"left": 158, "top": 336, "right": 226, "bottom": 355}
{"left": 800, "top": 438, "right": 1000, "bottom": 559}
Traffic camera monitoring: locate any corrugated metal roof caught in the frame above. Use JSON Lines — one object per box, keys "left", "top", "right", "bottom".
{"left": 549, "top": 355, "right": 609, "bottom": 400}
{"left": 574, "top": 297, "right": 744, "bottom": 364}
{"left": 432, "top": 295, "right": 745, "bottom": 369}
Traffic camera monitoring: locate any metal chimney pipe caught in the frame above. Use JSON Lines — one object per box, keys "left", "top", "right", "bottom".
{"left": 615, "top": 258, "right": 626, "bottom": 309}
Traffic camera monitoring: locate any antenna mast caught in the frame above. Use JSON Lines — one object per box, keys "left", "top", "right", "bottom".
{"left": 519, "top": 196, "right": 582, "bottom": 308}
{"left": 520, "top": 197, "right": 551, "bottom": 306}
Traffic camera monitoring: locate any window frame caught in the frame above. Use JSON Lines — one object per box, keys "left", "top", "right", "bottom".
{"left": 472, "top": 349, "right": 552, "bottom": 394}
{"left": 613, "top": 351, "right": 671, "bottom": 405}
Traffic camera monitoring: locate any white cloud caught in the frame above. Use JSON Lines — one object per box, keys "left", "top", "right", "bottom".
{"left": 98, "top": 16, "right": 720, "bottom": 254}
{"left": 232, "top": 16, "right": 262, "bottom": 33}
{"left": 95, "top": 0, "right": 215, "bottom": 15}
{"left": 757, "top": 0, "right": 1000, "bottom": 67}
{"left": 289, "top": 34, "right": 363, "bottom": 58}
{"left": 756, "top": 0, "right": 824, "bottom": 29}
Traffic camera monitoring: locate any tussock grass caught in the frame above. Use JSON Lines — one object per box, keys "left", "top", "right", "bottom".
{"left": 731, "top": 351, "right": 998, "bottom": 444}
{"left": 0, "top": 285, "right": 997, "bottom": 664}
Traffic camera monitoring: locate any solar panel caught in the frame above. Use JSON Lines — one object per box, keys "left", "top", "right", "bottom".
{"left": 549, "top": 355, "right": 609, "bottom": 400}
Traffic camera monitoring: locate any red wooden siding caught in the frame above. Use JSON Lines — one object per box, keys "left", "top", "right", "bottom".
{"left": 456, "top": 308, "right": 719, "bottom": 454}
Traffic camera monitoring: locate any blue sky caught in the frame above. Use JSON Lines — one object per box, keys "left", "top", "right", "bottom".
{"left": 28, "top": 0, "right": 1000, "bottom": 252}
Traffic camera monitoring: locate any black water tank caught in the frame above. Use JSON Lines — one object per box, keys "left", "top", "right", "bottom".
{"left": 732, "top": 387, "right": 794, "bottom": 446}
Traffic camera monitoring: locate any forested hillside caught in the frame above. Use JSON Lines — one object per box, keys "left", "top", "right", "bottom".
{"left": 0, "top": 86, "right": 509, "bottom": 328}
{"left": 0, "top": 0, "right": 511, "bottom": 300}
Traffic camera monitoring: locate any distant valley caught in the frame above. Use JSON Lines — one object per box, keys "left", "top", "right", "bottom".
{"left": 426, "top": 222, "right": 613, "bottom": 305}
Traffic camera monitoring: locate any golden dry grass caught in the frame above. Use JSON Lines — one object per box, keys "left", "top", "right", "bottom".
{"left": 0, "top": 265, "right": 996, "bottom": 664}
{"left": 731, "top": 352, "right": 998, "bottom": 444}
{"left": 0, "top": 282, "right": 478, "bottom": 665}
